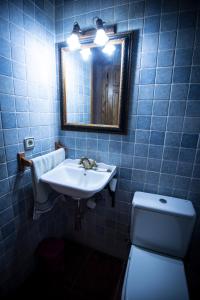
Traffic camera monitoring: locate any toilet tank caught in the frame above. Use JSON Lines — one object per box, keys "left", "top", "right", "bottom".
{"left": 131, "top": 192, "right": 196, "bottom": 258}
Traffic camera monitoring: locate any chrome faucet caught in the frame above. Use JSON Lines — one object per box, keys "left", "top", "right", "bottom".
{"left": 79, "top": 157, "right": 97, "bottom": 170}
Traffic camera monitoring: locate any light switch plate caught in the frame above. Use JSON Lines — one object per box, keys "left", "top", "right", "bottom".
{"left": 24, "top": 137, "right": 35, "bottom": 150}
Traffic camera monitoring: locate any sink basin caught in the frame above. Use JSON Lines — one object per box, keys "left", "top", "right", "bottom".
{"left": 40, "top": 159, "right": 117, "bottom": 199}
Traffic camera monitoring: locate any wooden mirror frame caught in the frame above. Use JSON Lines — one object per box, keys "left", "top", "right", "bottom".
{"left": 57, "top": 30, "right": 134, "bottom": 134}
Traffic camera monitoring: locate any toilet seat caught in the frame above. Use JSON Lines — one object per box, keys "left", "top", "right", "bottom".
{"left": 122, "top": 245, "right": 189, "bottom": 300}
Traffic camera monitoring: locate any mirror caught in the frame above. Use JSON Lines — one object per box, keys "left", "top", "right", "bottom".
{"left": 59, "top": 31, "right": 133, "bottom": 133}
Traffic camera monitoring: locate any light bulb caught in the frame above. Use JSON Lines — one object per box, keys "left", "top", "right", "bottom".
{"left": 94, "top": 29, "right": 109, "bottom": 46}
{"left": 80, "top": 48, "right": 92, "bottom": 61}
{"left": 67, "top": 33, "right": 81, "bottom": 51}
{"left": 102, "top": 44, "right": 116, "bottom": 56}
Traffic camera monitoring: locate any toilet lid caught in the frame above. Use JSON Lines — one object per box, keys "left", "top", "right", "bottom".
{"left": 122, "top": 245, "right": 189, "bottom": 300}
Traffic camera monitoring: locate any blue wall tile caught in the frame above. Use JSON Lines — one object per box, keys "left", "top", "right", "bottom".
{"left": 157, "top": 50, "right": 174, "bottom": 67}
{"left": 121, "top": 142, "right": 134, "bottom": 155}
{"left": 175, "top": 49, "right": 193, "bottom": 66}
{"left": 169, "top": 101, "right": 186, "bottom": 116}
{"left": 165, "top": 132, "right": 181, "bottom": 147}
{"left": 193, "top": 48, "right": 200, "bottom": 65}
{"left": 9, "top": 2, "right": 24, "bottom": 27}
{"left": 159, "top": 31, "right": 176, "bottom": 50}
{"left": 147, "top": 158, "right": 161, "bottom": 172}
{"left": 149, "top": 145, "right": 163, "bottom": 159}
{"left": 134, "top": 156, "right": 147, "bottom": 170}
{"left": 151, "top": 116, "right": 167, "bottom": 131}
{"left": 163, "top": 147, "right": 179, "bottom": 161}
{"left": 1, "top": 112, "right": 17, "bottom": 129}
{"left": 150, "top": 131, "right": 165, "bottom": 145}
{"left": 181, "top": 134, "right": 199, "bottom": 148}
{"left": 162, "top": 0, "right": 179, "bottom": 13}
{"left": 0, "top": 75, "right": 14, "bottom": 94}
{"left": 141, "top": 52, "right": 157, "bottom": 68}
{"left": 0, "top": 17, "right": 10, "bottom": 40}
{"left": 0, "top": 163, "right": 8, "bottom": 180}
{"left": 0, "top": 1, "right": 9, "bottom": 20}
{"left": 135, "top": 143, "right": 148, "bottom": 157}
{"left": 140, "top": 68, "right": 156, "bottom": 84}
{"left": 120, "top": 167, "right": 132, "bottom": 180}
{"left": 171, "top": 84, "right": 188, "bottom": 100}
{"left": 137, "top": 101, "right": 152, "bottom": 115}
{"left": 173, "top": 66, "right": 191, "bottom": 83}
{"left": 138, "top": 85, "right": 154, "bottom": 100}
{"left": 129, "top": 1, "right": 144, "bottom": 19}
{"left": 144, "top": 16, "right": 160, "bottom": 34}
{"left": 177, "top": 28, "right": 195, "bottom": 48}
{"left": 153, "top": 101, "right": 169, "bottom": 116}
{"left": 188, "top": 84, "right": 200, "bottom": 100}
{"left": 109, "top": 141, "right": 122, "bottom": 154}
{"left": 177, "top": 162, "right": 193, "bottom": 177}
{"left": 5, "top": 144, "right": 19, "bottom": 161}
{"left": 156, "top": 67, "right": 173, "bottom": 84}
{"left": 0, "top": 57, "right": 12, "bottom": 76}
{"left": 132, "top": 169, "right": 146, "bottom": 182}
{"left": 137, "top": 116, "right": 151, "bottom": 130}
{"left": 145, "top": 0, "right": 161, "bottom": 16}
{"left": 0, "top": 38, "right": 11, "bottom": 59}
{"left": 0, "top": 95, "right": 15, "bottom": 111}
{"left": 159, "top": 173, "right": 175, "bottom": 188}
{"left": 161, "top": 160, "right": 177, "bottom": 174}
{"left": 145, "top": 171, "right": 159, "bottom": 185}
{"left": 167, "top": 116, "right": 184, "bottom": 132}
{"left": 154, "top": 85, "right": 170, "bottom": 100}
{"left": 0, "top": 179, "right": 10, "bottom": 197}
{"left": 114, "top": 4, "right": 129, "bottom": 22}
{"left": 183, "top": 117, "right": 200, "bottom": 133}
{"left": 179, "top": 148, "right": 196, "bottom": 163}
{"left": 142, "top": 33, "right": 159, "bottom": 51}
{"left": 0, "top": 148, "right": 6, "bottom": 163}
{"left": 179, "top": 11, "right": 197, "bottom": 29}
{"left": 160, "top": 13, "right": 178, "bottom": 31}
{"left": 193, "top": 165, "right": 200, "bottom": 178}
{"left": 135, "top": 130, "right": 150, "bottom": 144}
{"left": 191, "top": 66, "right": 200, "bottom": 83}
{"left": 174, "top": 176, "right": 191, "bottom": 190}
{"left": 186, "top": 101, "right": 200, "bottom": 117}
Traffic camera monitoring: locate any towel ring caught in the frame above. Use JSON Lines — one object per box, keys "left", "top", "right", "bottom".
{"left": 17, "top": 142, "right": 66, "bottom": 172}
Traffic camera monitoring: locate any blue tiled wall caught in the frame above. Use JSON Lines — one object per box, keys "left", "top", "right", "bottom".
{"left": 55, "top": 0, "right": 200, "bottom": 259}
{"left": 0, "top": 0, "right": 64, "bottom": 294}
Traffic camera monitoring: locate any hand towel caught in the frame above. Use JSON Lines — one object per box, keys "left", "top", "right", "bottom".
{"left": 31, "top": 148, "right": 65, "bottom": 220}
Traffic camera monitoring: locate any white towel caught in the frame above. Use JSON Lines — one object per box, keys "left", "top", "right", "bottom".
{"left": 31, "top": 148, "right": 65, "bottom": 220}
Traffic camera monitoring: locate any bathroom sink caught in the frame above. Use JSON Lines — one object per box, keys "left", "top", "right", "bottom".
{"left": 40, "top": 159, "right": 117, "bottom": 199}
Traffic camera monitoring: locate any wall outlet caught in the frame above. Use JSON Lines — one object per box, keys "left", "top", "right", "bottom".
{"left": 24, "top": 137, "right": 35, "bottom": 150}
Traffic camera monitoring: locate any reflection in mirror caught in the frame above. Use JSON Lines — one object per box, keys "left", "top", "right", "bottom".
{"left": 64, "top": 50, "right": 92, "bottom": 124}
{"left": 62, "top": 40, "right": 122, "bottom": 126}
{"left": 92, "top": 43, "right": 121, "bottom": 126}
{"left": 60, "top": 31, "right": 133, "bottom": 133}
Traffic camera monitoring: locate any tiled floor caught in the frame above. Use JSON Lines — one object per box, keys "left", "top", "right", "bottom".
{"left": 13, "top": 239, "right": 126, "bottom": 299}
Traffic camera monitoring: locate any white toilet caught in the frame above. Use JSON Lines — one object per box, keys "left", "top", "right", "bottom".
{"left": 121, "top": 191, "right": 196, "bottom": 300}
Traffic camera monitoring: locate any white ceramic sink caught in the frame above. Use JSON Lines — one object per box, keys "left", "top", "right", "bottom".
{"left": 40, "top": 159, "right": 117, "bottom": 199}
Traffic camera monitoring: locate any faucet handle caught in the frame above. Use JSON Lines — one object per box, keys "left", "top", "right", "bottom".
{"left": 79, "top": 157, "right": 97, "bottom": 170}
{"left": 90, "top": 159, "right": 97, "bottom": 169}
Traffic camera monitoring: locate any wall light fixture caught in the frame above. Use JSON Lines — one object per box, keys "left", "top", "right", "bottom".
{"left": 67, "top": 22, "right": 81, "bottom": 51}
{"left": 67, "top": 18, "right": 110, "bottom": 51}
{"left": 94, "top": 17, "right": 109, "bottom": 46}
